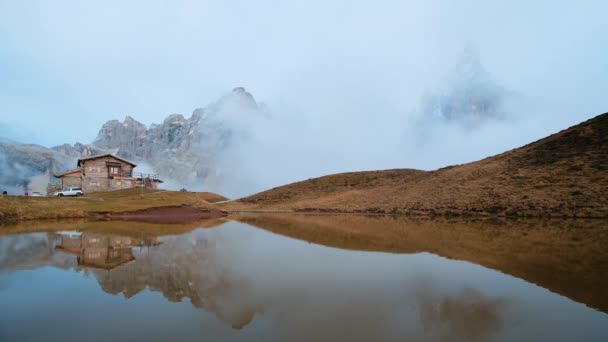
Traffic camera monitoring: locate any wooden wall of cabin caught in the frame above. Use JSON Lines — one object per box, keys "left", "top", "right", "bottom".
{"left": 82, "top": 176, "right": 142, "bottom": 192}
{"left": 80, "top": 157, "right": 136, "bottom": 193}
{"left": 81, "top": 157, "right": 134, "bottom": 179}
{"left": 54, "top": 157, "right": 161, "bottom": 193}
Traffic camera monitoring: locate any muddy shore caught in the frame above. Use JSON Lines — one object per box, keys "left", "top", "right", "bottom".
{"left": 95, "top": 205, "right": 228, "bottom": 224}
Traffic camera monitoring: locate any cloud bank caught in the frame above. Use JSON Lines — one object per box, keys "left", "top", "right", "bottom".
{"left": 0, "top": 1, "right": 607, "bottom": 196}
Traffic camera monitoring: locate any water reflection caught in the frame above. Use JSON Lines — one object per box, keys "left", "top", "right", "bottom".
{"left": 0, "top": 230, "right": 160, "bottom": 274}
{"left": 235, "top": 214, "right": 608, "bottom": 313}
{"left": 55, "top": 231, "right": 160, "bottom": 269}
{"left": 418, "top": 287, "right": 507, "bottom": 340}
{"left": 0, "top": 216, "right": 607, "bottom": 341}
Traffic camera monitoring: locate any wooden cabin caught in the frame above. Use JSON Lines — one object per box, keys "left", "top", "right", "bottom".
{"left": 51, "top": 154, "right": 162, "bottom": 193}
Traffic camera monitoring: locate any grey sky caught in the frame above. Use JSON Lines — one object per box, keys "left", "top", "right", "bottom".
{"left": 0, "top": 1, "right": 606, "bottom": 171}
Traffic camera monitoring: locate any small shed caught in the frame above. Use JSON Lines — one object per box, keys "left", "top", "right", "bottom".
{"left": 54, "top": 168, "right": 83, "bottom": 189}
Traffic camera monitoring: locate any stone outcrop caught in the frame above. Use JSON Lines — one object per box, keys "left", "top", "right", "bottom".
{"left": 92, "top": 116, "right": 147, "bottom": 160}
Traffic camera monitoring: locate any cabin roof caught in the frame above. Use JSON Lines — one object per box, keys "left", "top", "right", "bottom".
{"left": 54, "top": 168, "right": 82, "bottom": 178}
{"left": 77, "top": 154, "right": 137, "bottom": 167}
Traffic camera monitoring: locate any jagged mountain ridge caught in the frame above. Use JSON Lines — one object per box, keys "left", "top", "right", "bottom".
{"left": 419, "top": 44, "right": 511, "bottom": 124}
{"left": 92, "top": 87, "right": 259, "bottom": 189}
{"left": 0, "top": 87, "right": 259, "bottom": 194}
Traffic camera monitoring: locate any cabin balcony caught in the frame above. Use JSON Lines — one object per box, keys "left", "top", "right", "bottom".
{"left": 108, "top": 171, "right": 134, "bottom": 179}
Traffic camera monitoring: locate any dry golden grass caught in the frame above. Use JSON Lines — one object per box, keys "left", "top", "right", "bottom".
{"left": 234, "top": 213, "right": 608, "bottom": 312}
{"left": 86, "top": 188, "right": 228, "bottom": 203}
{"left": 232, "top": 112, "right": 608, "bottom": 218}
{"left": 232, "top": 169, "right": 426, "bottom": 206}
{"left": 0, "top": 189, "right": 227, "bottom": 224}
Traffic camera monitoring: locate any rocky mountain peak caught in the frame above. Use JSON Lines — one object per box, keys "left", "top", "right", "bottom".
{"left": 163, "top": 114, "right": 187, "bottom": 126}
{"left": 419, "top": 43, "right": 507, "bottom": 123}
{"left": 226, "top": 87, "right": 257, "bottom": 109}
{"left": 448, "top": 42, "right": 491, "bottom": 86}
{"left": 93, "top": 115, "right": 148, "bottom": 159}
{"left": 123, "top": 115, "right": 145, "bottom": 128}
{"left": 191, "top": 108, "right": 205, "bottom": 121}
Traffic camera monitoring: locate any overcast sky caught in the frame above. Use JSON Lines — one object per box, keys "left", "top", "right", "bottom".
{"left": 1, "top": 1, "right": 606, "bottom": 159}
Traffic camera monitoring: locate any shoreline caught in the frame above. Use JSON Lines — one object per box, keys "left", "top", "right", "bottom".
{"left": 4, "top": 205, "right": 608, "bottom": 227}
{"left": 0, "top": 189, "right": 228, "bottom": 225}
{"left": 225, "top": 206, "right": 608, "bottom": 219}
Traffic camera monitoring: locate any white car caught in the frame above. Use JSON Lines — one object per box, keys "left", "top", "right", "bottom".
{"left": 30, "top": 192, "right": 44, "bottom": 197}
{"left": 54, "top": 187, "right": 84, "bottom": 197}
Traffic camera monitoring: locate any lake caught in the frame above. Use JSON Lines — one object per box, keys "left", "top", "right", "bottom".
{"left": 0, "top": 215, "right": 607, "bottom": 341}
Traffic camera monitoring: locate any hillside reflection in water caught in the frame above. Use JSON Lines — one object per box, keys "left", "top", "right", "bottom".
{"left": 0, "top": 215, "right": 606, "bottom": 342}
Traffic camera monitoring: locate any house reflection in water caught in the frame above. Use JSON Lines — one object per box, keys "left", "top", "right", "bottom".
{"left": 53, "top": 231, "right": 161, "bottom": 270}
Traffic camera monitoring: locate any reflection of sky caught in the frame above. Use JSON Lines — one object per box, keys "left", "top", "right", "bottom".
{"left": 0, "top": 222, "right": 607, "bottom": 342}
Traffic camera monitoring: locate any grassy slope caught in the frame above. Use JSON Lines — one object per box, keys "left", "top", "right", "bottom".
{"left": 233, "top": 112, "right": 608, "bottom": 217}
{"left": 87, "top": 188, "right": 228, "bottom": 203}
{"left": 0, "top": 188, "right": 228, "bottom": 224}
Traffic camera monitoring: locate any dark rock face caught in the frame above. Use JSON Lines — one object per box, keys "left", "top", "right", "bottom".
{"left": 419, "top": 44, "right": 509, "bottom": 124}
{"left": 93, "top": 116, "right": 148, "bottom": 160}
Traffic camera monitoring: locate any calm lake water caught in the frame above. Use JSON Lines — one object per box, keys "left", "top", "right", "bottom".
{"left": 0, "top": 215, "right": 607, "bottom": 341}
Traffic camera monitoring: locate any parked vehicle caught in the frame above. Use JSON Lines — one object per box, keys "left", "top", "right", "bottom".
{"left": 30, "top": 192, "right": 44, "bottom": 197}
{"left": 53, "top": 187, "right": 84, "bottom": 197}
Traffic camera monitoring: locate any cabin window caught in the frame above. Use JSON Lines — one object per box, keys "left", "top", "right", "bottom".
{"left": 109, "top": 166, "right": 121, "bottom": 177}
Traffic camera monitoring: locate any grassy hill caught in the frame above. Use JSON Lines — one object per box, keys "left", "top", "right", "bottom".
{"left": 232, "top": 112, "right": 608, "bottom": 218}
{"left": 0, "top": 188, "right": 228, "bottom": 224}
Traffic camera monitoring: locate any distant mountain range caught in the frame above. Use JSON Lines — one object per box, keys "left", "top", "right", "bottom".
{"left": 0, "top": 46, "right": 521, "bottom": 195}
{"left": 0, "top": 87, "right": 260, "bottom": 194}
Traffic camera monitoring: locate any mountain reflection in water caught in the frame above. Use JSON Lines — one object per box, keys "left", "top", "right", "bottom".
{"left": 0, "top": 215, "right": 607, "bottom": 342}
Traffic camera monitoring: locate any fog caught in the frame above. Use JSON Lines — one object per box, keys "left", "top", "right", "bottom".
{"left": 1, "top": 1, "right": 607, "bottom": 196}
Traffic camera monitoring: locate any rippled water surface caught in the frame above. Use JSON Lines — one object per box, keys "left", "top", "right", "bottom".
{"left": 0, "top": 215, "right": 607, "bottom": 341}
